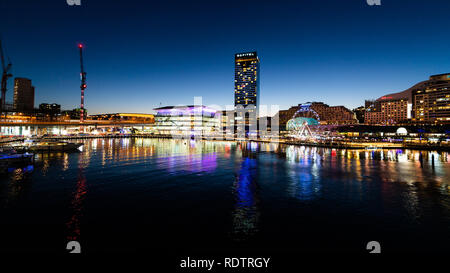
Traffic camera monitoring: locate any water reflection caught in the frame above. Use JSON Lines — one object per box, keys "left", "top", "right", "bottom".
{"left": 285, "top": 146, "right": 322, "bottom": 201}
{"left": 0, "top": 138, "right": 449, "bottom": 252}
{"left": 66, "top": 151, "right": 88, "bottom": 241}
{"left": 231, "top": 147, "right": 260, "bottom": 240}
{"left": 283, "top": 145, "right": 450, "bottom": 224}
{"left": 156, "top": 153, "right": 218, "bottom": 174}
{"left": 0, "top": 166, "right": 34, "bottom": 208}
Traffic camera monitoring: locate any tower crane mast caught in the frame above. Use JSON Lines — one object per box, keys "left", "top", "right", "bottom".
{"left": 78, "top": 44, "right": 87, "bottom": 123}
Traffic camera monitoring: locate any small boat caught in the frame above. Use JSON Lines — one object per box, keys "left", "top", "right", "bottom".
{"left": 0, "top": 149, "right": 34, "bottom": 173}
{"left": 26, "top": 141, "right": 83, "bottom": 152}
{"left": 0, "top": 152, "right": 34, "bottom": 163}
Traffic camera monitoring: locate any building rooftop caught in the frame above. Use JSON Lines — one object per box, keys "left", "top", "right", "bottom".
{"left": 376, "top": 81, "right": 427, "bottom": 102}
{"left": 429, "top": 72, "right": 450, "bottom": 79}
{"left": 154, "top": 105, "right": 216, "bottom": 112}
{"left": 375, "top": 73, "right": 450, "bottom": 102}
{"left": 89, "top": 113, "right": 154, "bottom": 117}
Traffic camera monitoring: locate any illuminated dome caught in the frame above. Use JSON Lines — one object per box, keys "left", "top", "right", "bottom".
{"left": 396, "top": 127, "right": 408, "bottom": 135}
{"left": 287, "top": 117, "right": 319, "bottom": 131}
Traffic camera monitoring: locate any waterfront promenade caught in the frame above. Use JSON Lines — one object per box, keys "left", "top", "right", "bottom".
{"left": 2, "top": 133, "right": 449, "bottom": 151}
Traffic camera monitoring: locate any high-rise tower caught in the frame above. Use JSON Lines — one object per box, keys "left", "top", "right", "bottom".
{"left": 234, "top": 52, "right": 260, "bottom": 108}
{"left": 13, "top": 78, "right": 34, "bottom": 113}
{"left": 234, "top": 52, "right": 260, "bottom": 137}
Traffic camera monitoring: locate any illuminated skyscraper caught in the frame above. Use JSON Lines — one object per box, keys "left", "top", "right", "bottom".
{"left": 234, "top": 52, "right": 260, "bottom": 136}
{"left": 234, "top": 52, "right": 260, "bottom": 108}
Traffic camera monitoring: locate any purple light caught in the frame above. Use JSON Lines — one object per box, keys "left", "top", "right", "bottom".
{"left": 156, "top": 106, "right": 217, "bottom": 116}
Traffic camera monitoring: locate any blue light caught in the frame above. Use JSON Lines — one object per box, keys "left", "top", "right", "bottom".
{"left": 24, "top": 165, "right": 34, "bottom": 172}
{"left": 235, "top": 158, "right": 257, "bottom": 208}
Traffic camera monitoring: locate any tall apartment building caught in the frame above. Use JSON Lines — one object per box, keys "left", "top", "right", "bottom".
{"left": 13, "top": 78, "right": 35, "bottom": 113}
{"left": 365, "top": 73, "right": 450, "bottom": 125}
{"left": 413, "top": 73, "right": 450, "bottom": 124}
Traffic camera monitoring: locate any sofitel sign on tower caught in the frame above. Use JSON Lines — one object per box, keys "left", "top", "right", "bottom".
{"left": 234, "top": 51, "right": 260, "bottom": 136}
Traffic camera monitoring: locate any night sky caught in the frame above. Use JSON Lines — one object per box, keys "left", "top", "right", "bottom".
{"left": 1, "top": 0, "right": 450, "bottom": 114}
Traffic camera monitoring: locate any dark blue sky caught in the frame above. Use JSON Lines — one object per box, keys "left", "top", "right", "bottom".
{"left": 1, "top": 0, "right": 450, "bottom": 114}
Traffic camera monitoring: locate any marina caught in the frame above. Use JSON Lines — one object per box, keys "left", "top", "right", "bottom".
{"left": 0, "top": 138, "right": 82, "bottom": 172}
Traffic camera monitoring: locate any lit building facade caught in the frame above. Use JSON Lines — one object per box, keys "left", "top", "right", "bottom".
{"left": 13, "top": 78, "right": 35, "bottom": 113}
{"left": 39, "top": 103, "right": 61, "bottom": 115}
{"left": 89, "top": 113, "right": 154, "bottom": 123}
{"left": 365, "top": 98, "right": 410, "bottom": 125}
{"left": 365, "top": 73, "right": 450, "bottom": 125}
{"left": 276, "top": 102, "right": 356, "bottom": 130}
{"left": 153, "top": 105, "right": 219, "bottom": 135}
{"left": 38, "top": 103, "right": 61, "bottom": 121}
{"left": 234, "top": 52, "right": 260, "bottom": 136}
{"left": 308, "top": 102, "right": 356, "bottom": 125}
{"left": 365, "top": 80, "right": 422, "bottom": 125}
{"left": 61, "top": 108, "right": 87, "bottom": 120}
{"left": 353, "top": 106, "right": 366, "bottom": 124}
{"left": 413, "top": 73, "right": 450, "bottom": 124}
{"left": 218, "top": 110, "right": 235, "bottom": 135}
{"left": 234, "top": 52, "right": 260, "bottom": 108}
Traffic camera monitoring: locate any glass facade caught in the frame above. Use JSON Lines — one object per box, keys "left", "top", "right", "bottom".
{"left": 286, "top": 117, "right": 320, "bottom": 130}
{"left": 153, "top": 105, "right": 219, "bottom": 135}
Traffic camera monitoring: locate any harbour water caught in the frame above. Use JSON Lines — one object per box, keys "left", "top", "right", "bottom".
{"left": 0, "top": 138, "right": 449, "bottom": 253}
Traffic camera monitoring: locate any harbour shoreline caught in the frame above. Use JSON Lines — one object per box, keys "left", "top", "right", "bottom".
{"left": 1, "top": 134, "right": 446, "bottom": 152}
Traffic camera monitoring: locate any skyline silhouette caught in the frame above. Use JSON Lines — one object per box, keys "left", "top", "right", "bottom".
{"left": 1, "top": 0, "right": 450, "bottom": 114}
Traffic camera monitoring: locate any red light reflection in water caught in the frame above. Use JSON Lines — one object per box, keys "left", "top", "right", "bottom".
{"left": 66, "top": 154, "right": 87, "bottom": 241}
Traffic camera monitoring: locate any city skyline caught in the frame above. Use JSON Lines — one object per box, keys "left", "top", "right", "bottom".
{"left": 1, "top": 0, "right": 449, "bottom": 258}
{"left": 1, "top": 0, "right": 450, "bottom": 114}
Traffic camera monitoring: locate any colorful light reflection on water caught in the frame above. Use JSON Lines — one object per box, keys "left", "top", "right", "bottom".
{"left": 0, "top": 138, "right": 449, "bottom": 253}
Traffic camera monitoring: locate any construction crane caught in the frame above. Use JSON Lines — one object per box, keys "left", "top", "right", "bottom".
{"left": 0, "top": 39, "right": 12, "bottom": 114}
{"left": 78, "top": 43, "right": 87, "bottom": 123}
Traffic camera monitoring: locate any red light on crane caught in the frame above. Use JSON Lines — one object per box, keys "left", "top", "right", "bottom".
{"left": 78, "top": 44, "right": 83, "bottom": 48}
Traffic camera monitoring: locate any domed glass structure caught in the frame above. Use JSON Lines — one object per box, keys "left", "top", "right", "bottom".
{"left": 396, "top": 127, "right": 408, "bottom": 135}
{"left": 287, "top": 117, "right": 319, "bottom": 131}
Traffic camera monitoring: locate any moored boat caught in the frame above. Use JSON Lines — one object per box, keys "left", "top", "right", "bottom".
{"left": 0, "top": 149, "right": 34, "bottom": 173}
{"left": 26, "top": 141, "right": 83, "bottom": 152}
